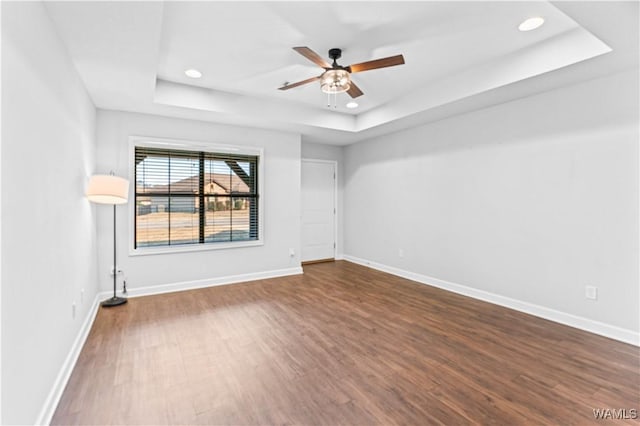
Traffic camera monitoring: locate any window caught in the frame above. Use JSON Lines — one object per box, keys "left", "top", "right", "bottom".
{"left": 134, "top": 146, "right": 259, "bottom": 250}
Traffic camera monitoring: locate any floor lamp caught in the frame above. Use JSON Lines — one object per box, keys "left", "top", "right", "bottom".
{"left": 87, "top": 173, "right": 130, "bottom": 307}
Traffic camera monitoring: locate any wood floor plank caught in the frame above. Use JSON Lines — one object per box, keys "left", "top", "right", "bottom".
{"left": 52, "top": 261, "right": 639, "bottom": 425}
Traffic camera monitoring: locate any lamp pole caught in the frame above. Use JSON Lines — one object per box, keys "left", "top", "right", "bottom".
{"left": 101, "top": 203, "right": 127, "bottom": 307}
{"left": 87, "top": 173, "right": 129, "bottom": 308}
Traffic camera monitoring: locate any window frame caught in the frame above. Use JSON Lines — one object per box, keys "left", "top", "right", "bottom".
{"left": 128, "top": 136, "right": 264, "bottom": 256}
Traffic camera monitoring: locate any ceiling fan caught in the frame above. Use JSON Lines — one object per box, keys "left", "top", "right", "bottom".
{"left": 278, "top": 47, "right": 405, "bottom": 99}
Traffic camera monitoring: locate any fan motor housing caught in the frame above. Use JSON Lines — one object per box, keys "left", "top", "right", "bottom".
{"left": 328, "top": 48, "right": 342, "bottom": 62}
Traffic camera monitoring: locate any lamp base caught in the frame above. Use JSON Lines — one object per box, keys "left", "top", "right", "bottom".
{"left": 101, "top": 296, "right": 128, "bottom": 307}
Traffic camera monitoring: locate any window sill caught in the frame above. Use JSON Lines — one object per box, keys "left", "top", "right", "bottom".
{"left": 129, "top": 239, "right": 264, "bottom": 256}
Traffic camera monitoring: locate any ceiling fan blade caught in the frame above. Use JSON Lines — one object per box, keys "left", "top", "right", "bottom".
{"left": 347, "top": 81, "right": 364, "bottom": 98}
{"left": 293, "top": 47, "right": 331, "bottom": 69}
{"left": 347, "top": 54, "right": 405, "bottom": 73}
{"left": 278, "top": 75, "right": 321, "bottom": 91}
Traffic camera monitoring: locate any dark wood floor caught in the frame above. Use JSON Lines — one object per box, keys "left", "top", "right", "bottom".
{"left": 52, "top": 261, "right": 639, "bottom": 425}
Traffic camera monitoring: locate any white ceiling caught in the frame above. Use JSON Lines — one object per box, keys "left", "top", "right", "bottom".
{"left": 44, "top": 1, "right": 639, "bottom": 145}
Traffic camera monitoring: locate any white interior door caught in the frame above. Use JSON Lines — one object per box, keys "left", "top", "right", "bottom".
{"left": 301, "top": 160, "right": 336, "bottom": 262}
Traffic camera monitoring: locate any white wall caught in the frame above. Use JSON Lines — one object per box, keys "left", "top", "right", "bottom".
{"left": 0, "top": 3, "right": 3, "bottom": 420}
{"left": 1, "top": 2, "right": 98, "bottom": 424}
{"left": 301, "top": 141, "right": 344, "bottom": 257}
{"left": 95, "top": 110, "right": 302, "bottom": 293}
{"left": 344, "top": 70, "right": 639, "bottom": 336}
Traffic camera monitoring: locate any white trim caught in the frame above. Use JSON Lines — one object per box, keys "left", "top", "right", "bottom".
{"left": 343, "top": 255, "right": 639, "bottom": 346}
{"left": 128, "top": 135, "right": 265, "bottom": 256}
{"left": 129, "top": 240, "right": 263, "bottom": 257}
{"left": 116, "top": 267, "right": 303, "bottom": 299}
{"left": 301, "top": 158, "right": 338, "bottom": 260}
{"left": 36, "top": 293, "right": 102, "bottom": 426}
{"left": 130, "top": 136, "right": 263, "bottom": 157}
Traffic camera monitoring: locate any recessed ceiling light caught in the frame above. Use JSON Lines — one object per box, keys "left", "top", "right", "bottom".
{"left": 184, "top": 69, "right": 202, "bottom": 79}
{"left": 346, "top": 102, "right": 358, "bottom": 109}
{"left": 518, "top": 17, "right": 545, "bottom": 32}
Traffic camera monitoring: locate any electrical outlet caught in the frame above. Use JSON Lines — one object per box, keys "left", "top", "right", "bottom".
{"left": 585, "top": 285, "right": 598, "bottom": 300}
{"left": 398, "top": 249, "right": 404, "bottom": 258}
{"left": 289, "top": 248, "right": 295, "bottom": 257}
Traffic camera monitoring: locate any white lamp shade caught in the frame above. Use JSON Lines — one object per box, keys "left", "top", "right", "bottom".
{"left": 87, "top": 175, "right": 129, "bottom": 205}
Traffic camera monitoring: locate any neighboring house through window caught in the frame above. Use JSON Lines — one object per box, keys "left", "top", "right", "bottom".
{"left": 132, "top": 141, "right": 261, "bottom": 252}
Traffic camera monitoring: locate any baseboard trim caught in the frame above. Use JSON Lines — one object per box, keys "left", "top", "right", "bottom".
{"left": 114, "top": 266, "right": 304, "bottom": 299}
{"left": 343, "top": 255, "right": 639, "bottom": 346}
{"left": 301, "top": 258, "right": 335, "bottom": 266}
{"left": 36, "top": 292, "right": 102, "bottom": 425}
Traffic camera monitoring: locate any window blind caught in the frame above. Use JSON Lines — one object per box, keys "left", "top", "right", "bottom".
{"left": 134, "top": 147, "right": 259, "bottom": 248}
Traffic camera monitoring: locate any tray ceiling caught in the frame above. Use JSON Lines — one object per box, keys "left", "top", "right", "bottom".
{"left": 43, "top": 1, "right": 638, "bottom": 145}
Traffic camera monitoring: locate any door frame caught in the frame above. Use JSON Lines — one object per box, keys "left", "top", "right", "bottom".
{"left": 301, "top": 158, "right": 338, "bottom": 260}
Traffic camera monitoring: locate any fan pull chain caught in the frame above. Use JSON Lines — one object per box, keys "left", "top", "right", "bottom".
{"left": 327, "top": 88, "right": 338, "bottom": 109}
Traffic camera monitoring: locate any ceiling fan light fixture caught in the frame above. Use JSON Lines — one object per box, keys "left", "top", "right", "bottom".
{"left": 346, "top": 102, "right": 358, "bottom": 109}
{"left": 280, "top": 46, "right": 405, "bottom": 100}
{"left": 321, "top": 69, "right": 351, "bottom": 94}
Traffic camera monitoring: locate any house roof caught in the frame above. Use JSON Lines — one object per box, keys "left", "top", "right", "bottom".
{"left": 138, "top": 173, "right": 251, "bottom": 195}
